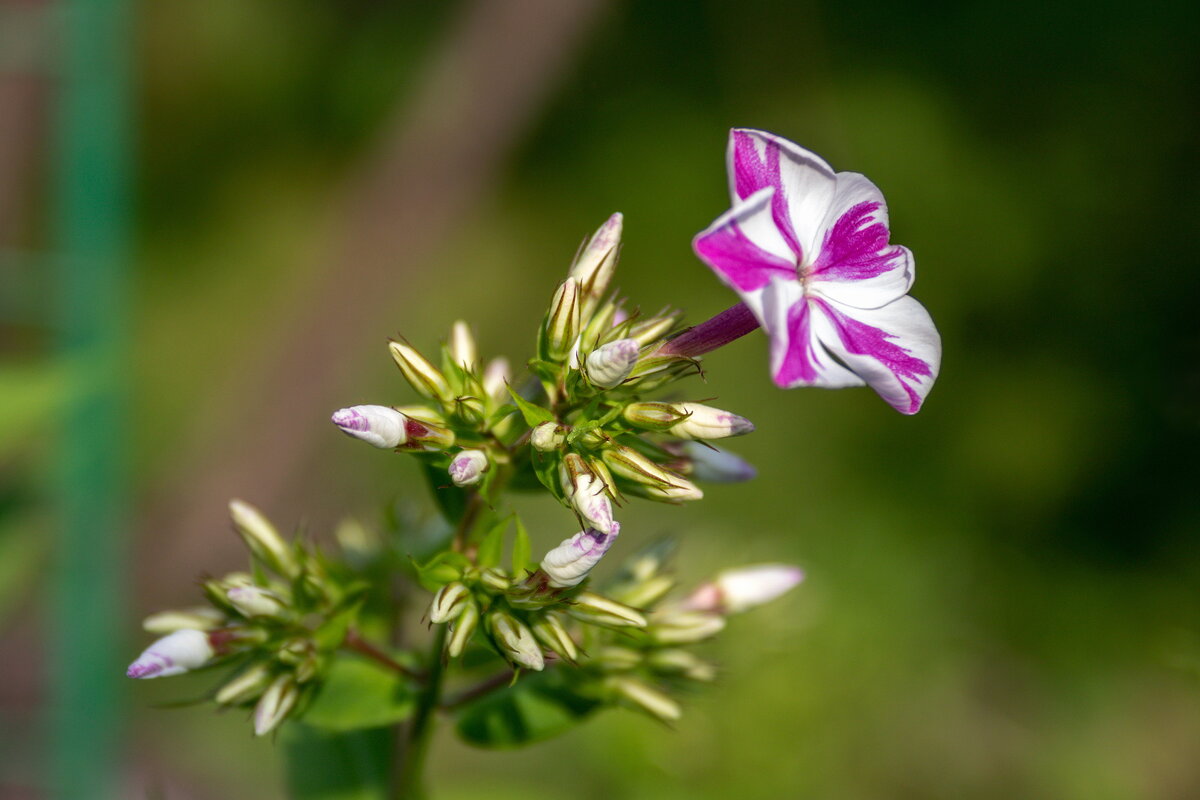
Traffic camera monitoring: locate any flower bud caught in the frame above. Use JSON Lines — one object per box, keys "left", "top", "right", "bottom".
{"left": 667, "top": 402, "right": 755, "bottom": 440}
{"left": 531, "top": 613, "right": 578, "bottom": 663}
{"left": 127, "top": 629, "right": 214, "bottom": 679}
{"left": 445, "top": 600, "right": 480, "bottom": 658}
{"left": 448, "top": 320, "right": 477, "bottom": 370}
{"left": 226, "top": 586, "right": 287, "bottom": 619}
{"left": 648, "top": 649, "right": 717, "bottom": 682}
{"left": 627, "top": 311, "right": 683, "bottom": 346}
{"left": 479, "top": 568, "right": 511, "bottom": 594}
{"left": 593, "top": 646, "right": 643, "bottom": 671}
{"left": 254, "top": 673, "right": 300, "bottom": 736}
{"left": 448, "top": 449, "right": 489, "bottom": 487}
{"left": 567, "top": 591, "right": 647, "bottom": 629}
{"left": 429, "top": 581, "right": 470, "bottom": 624}
{"left": 215, "top": 662, "right": 273, "bottom": 705}
{"left": 610, "top": 676, "right": 682, "bottom": 722}
{"left": 331, "top": 404, "right": 407, "bottom": 449}
{"left": 488, "top": 611, "right": 544, "bottom": 671}
{"left": 560, "top": 454, "right": 615, "bottom": 534}
{"left": 388, "top": 340, "right": 453, "bottom": 403}
{"left": 544, "top": 278, "right": 581, "bottom": 361}
{"left": 142, "top": 607, "right": 225, "bottom": 635}
{"left": 675, "top": 442, "right": 757, "bottom": 483}
{"left": 481, "top": 357, "right": 510, "bottom": 402}
{"left": 539, "top": 522, "right": 620, "bottom": 589}
{"left": 684, "top": 564, "right": 804, "bottom": 615}
{"left": 601, "top": 445, "right": 702, "bottom": 502}
{"left": 229, "top": 499, "right": 298, "bottom": 578}
{"left": 531, "top": 421, "right": 568, "bottom": 452}
{"left": 584, "top": 338, "right": 640, "bottom": 389}
{"left": 622, "top": 401, "right": 687, "bottom": 431}
{"left": 649, "top": 609, "right": 726, "bottom": 644}
{"left": 569, "top": 213, "right": 622, "bottom": 303}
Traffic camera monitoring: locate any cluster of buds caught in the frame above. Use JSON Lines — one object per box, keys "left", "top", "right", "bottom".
{"left": 127, "top": 501, "right": 369, "bottom": 736}
{"left": 332, "top": 318, "right": 512, "bottom": 493}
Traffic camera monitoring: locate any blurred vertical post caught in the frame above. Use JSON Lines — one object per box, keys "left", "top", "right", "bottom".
{"left": 50, "top": 0, "right": 131, "bottom": 796}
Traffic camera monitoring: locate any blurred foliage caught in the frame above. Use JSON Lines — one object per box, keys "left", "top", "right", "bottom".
{"left": 4, "top": 0, "right": 1200, "bottom": 796}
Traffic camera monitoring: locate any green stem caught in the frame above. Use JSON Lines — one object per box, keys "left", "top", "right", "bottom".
{"left": 396, "top": 624, "right": 447, "bottom": 799}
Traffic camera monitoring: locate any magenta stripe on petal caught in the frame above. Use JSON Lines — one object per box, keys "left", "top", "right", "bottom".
{"left": 774, "top": 301, "right": 823, "bottom": 386}
{"left": 694, "top": 220, "right": 795, "bottom": 292}
{"left": 731, "top": 131, "right": 802, "bottom": 259}
{"left": 816, "top": 299, "right": 932, "bottom": 413}
{"left": 811, "top": 201, "right": 904, "bottom": 282}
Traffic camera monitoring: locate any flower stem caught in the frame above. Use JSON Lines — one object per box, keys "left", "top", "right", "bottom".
{"left": 396, "top": 624, "right": 447, "bottom": 799}
{"left": 343, "top": 628, "right": 425, "bottom": 681}
{"left": 656, "top": 301, "right": 760, "bottom": 358}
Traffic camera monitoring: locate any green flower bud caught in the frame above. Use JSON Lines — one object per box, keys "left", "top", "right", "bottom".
{"left": 253, "top": 673, "right": 299, "bottom": 736}
{"left": 388, "top": 340, "right": 453, "bottom": 403}
{"left": 567, "top": 591, "right": 647, "bottom": 629}
{"left": 429, "top": 581, "right": 470, "bottom": 624}
{"left": 215, "top": 662, "right": 273, "bottom": 705}
{"left": 446, "top": 601, "right": 480, "bottom": 659}
{"left": 229, "top": 500, "right": 298, "bottom": 578}
{"left": 531, "top": 613, "right": 578, "bottom": 663}
{"left": 544, "top": 278, "right": 581, "bottom": 362}
{"left": 609, "top": 676, "right": 682, "bottom": 722}
{"left": 488, "top": 611, "right": 544, "bottom": 671}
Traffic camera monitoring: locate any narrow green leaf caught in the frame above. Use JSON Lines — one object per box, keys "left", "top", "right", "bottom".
{"left": 511, "top": 517, "right": 532, "bottom": 575}
{"left": 301, "top": 656, "right": 416, "bottom": 732}
{"left": 282, "top": 723, "right": 393, "bottom": 800}
{"left": 455, "top": 669, "right": 602, "bottom": 748}
{"left": 476, "top": 516, "right": 511, "bottom": 569}
{"left": 505, "top": 385, "right": 554, "bottom": 426}
{"left": 422, "top": 460, "right": 468, "bottom": 524}
{"left": 413, "top": 551, "right": 470, "bottom": 592}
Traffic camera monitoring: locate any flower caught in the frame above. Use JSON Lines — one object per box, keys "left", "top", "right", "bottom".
{"left": 692, "top": 128, "right": 941, "bottom": 414}
{"left": 539, "top": 522, "right": 621, "bottom": 588}
{"left": 126, "top": 629, "right": 215, "bottom": 679}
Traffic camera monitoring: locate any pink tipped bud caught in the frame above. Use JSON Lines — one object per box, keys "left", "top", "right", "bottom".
{"left": 560, "top": 454, "right": 615, "bottom": 534}
{"left": 331, "top": 404, "right": 408, "bottom": 449}
{"left": 448, "top": 320, "right": 477, "bottom": 369}
{"left": 668, "top": 402, "right": 755, "bottom": 440}
{"left": 584, "top": 338, "right": 640, "bottom": 389}
{"left": 540, "top": 522, "right": 620, "bottom": 589}
{"left": 684, "top": 564, "right": 804, "bottom": 614}
{"left": 126, "top": 629, "right": 214, "bottom": 679}
{"left": 448, "top": 449, "right": 489, "bottom": 487}
{"left": 482, "top": 357, "right": 510, "bottom": 402}
{"left": 569, "top": 213, "right": 623, "bottom": 301}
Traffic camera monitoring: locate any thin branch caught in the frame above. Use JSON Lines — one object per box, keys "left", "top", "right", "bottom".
{"left": 342, "top": 628, "right": 425, "bottom": 681}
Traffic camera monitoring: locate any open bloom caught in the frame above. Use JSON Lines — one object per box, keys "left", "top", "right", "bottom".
{"left": 692, "top": 129, "right": 941, "bottom": 414}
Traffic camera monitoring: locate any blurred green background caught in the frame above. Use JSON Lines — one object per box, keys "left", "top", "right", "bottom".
{"left": 3, "top": 0, "right": 1199, "bottom": 797}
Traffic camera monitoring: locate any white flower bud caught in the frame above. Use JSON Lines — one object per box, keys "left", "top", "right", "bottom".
{"left": 215, "top": 662, "right": 273, "bottom": 705}
{"left": 601, "top": 445, "right": 702, "bottom": 502}
{"left": 628, "top": 312, "right": 682, "bottom": 346}
{"left": 489, "top": 611, "right": 544, "bottom": 671}
{"left": 544, "top": 278, "right": 581, "bottom": 361}
{"left": 531, "top": 614, "right": 578, "bottom": 663}
{"left": 667, "top": 402, "right": 755, "bottom": 440}
{"left": 448, "top": 449, "right": 489, "bottom": 487}
{"left": 649, "top": 609, "right": 727, "bottom": 644}
{"left": 539, "top": 522, "right": 620, "bottom": 589}
{"left": 229, "top": 500, "right": 298, "bottom": 578}
{"left": 569, "top": 213, "right": 622, "bottom": 302}
{"left": 226, "top": 586, "right": 287, "bottom": 619}
{"left": 388, "top": 340, "right": 453, "bottom": 402}
{"left": 254, "top": 673, "right": 300, "bottom": 736}
{"left": 685, "top": 564, "right": 804, "bottom": 614}
{"left": 610, "top": 676, "right": 682, "bottom": 722}
{"left": 446, "top": 601, "right": 479, "bottom": 659}
{"left": 530, "top": 421, "right": 567, "bottom": 452}
{"left": 126, "top": 629, "right": 214, "bottom": 679}
{"left": 567, "top": 591, "right": 647, "bottom": 629}
{"left": 448, "top": 320, "right": 477, "bottom": 369}
{"left": 584, "top": 338, "right": 640, "bottom": 389}
{"left": 560, "top": 454, "right": 615, "bottom": 534}
{"left": 429, "top": 582, "right": 470, "bottom": 624}
{"left": 142, "top": 607, "right": 224, "bottom": 635}
{"left": 331, "top": 405, "right": 406, "bottom": 449}
{"left": 678, "top": 441, "right": 757, "bottom": 483}
{"left": 481, "top": 357, "right": 510, "bottom": 402}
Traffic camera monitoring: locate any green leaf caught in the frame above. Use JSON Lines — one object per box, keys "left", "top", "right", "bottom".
{"left": 505, "top": 385, "right": 554, "bottom": 426}
{"left": 476, "top": 515, "right": 511, "bottom": 569}
{"left": 511, "top": 517, "right": 532, "bottom": 575}
{"left": 531, "top": 451, "right": 560, "bottom": 497}
{"left": 282, "top": 723, "right": 393, "bottom": 800}
{"left": 455, "top": 669, "right": 602, "bottom": 748}
{"left": 301, "top": 656, "right": 416, "bottom": 732}
{"left": 421, "top": 460, "right": 468, "bottom": 524}
{"left": 413, "top": 550, "right": 471, "bottom": 592}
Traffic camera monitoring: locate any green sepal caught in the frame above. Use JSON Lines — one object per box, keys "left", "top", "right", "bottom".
{"left": 511, "top": 517, "right": 533, "bottom": 575}
{"left": 413, "top": 551, "right": 471, "bottom": 592}
{"left": 505, "top": 385, "right": 554, "bottom": 427}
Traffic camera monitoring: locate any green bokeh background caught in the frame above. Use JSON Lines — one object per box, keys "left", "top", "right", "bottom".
{"left": 2, "top": 0, "right": 1199, "bottom": 797}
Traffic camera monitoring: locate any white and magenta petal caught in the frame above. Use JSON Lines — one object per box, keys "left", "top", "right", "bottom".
{"left": 807, "top": 172, "right": 915, "bottom": 309}
{"left": 693, "top": 186, "right": 797, "bottom": 318}
{"left": 761, "top": 276, "right": 864, "bottom": 390}
{"left": 810, "top": 295, "right": 941, "bottom": 414}
{"left": 726, "top": 128, "right": 837, "bottom": 264}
